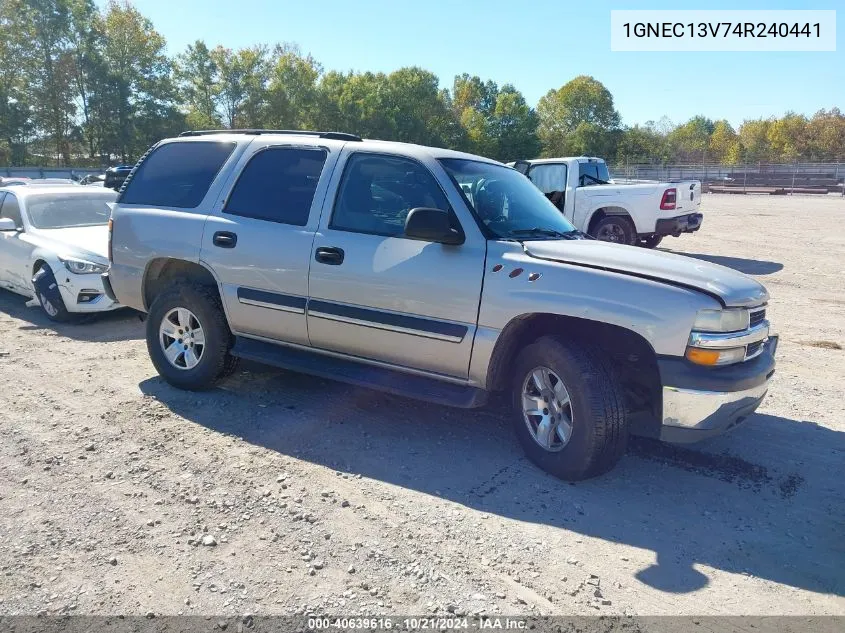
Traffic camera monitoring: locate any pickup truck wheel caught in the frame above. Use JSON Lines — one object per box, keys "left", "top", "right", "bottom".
{"left": 511, "top": 337, "right": 627, "bottom": 480}
{"left": 146, "top": 284, "right": 233, "bottom": 390}
{"left": 639, "top": 235, "right": 663, "bottom": 249}
{"left": 592, "top": 216, "right": 635, "bottom": 245}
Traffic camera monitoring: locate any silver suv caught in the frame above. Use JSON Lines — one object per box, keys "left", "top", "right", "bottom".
{"left": 103, "top": 130, "right": 776, "bottom": 480}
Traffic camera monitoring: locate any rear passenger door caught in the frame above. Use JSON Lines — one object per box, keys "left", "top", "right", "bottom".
{"left": 200, "top": 141, "right": 341, "bottom": 344}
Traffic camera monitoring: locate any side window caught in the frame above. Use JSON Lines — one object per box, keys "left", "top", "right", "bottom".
{"left": 0, "top": 193, "right": 23, "bottom": 228}
{"left": 578, "top": 162, "right": 601, "bottom": 186}
{"left": 119, "top": 141, "right": 236, "bottom": 208}
{"left": 331, "top": 153, "right": 449, "bottom": 237}
{"left": 528, "top": 164, "right": 568, "bottom": 194}
{"left": 224, "top": 147, "right": 328, "bottom": 226}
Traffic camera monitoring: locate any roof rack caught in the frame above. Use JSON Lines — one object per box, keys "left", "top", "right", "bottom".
{"left": 178, "top": 129, "right": 362, "bottom": 142}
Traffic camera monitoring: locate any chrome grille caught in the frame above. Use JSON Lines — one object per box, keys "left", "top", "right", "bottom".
{"left": 749, "top": 309, "right": 766, "bottom": 328}
{"left": 745, "top": 340, "right": 764, "bottom": 359}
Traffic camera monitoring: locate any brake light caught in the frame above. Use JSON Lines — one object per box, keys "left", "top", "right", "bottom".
{"left": 107, "top": 218, "right": 113, "bottom": 263}
{"left": 660, "top": 188, "right": 677, "bottom": 210}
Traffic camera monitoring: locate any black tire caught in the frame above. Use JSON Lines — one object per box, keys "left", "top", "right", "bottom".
{"left": 146, "top": 283, "right": 234, "bottom": 390}
{"left": 510, "top": 336, "right": 627, "bottom": 481}
{"left": 32, "top": 264, "right": 76, "bottom": 323}
{"left": 639, "top": 235, "right": 663, "bottom": 249}
{"left": 591, "top": 215, "right": 636, "bottom": 245}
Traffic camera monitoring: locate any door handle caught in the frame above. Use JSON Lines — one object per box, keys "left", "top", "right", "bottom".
{"left": 213, "top": 231, "right": 237, "bottom": 248}
{"left": 315, "top": 246, "right": 344, "bottom": 265}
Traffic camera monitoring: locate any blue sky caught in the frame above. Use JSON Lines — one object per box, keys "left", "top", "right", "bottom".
{"left": 122, "top": 0, "right": 842, "bottom": 127}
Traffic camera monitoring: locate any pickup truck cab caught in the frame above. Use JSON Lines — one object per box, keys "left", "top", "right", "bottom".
{"left": 512, "top": 157, "right": 702, "bottom": 248}
{"left": 104, "top": 131, "right": 775, "bottom": 480}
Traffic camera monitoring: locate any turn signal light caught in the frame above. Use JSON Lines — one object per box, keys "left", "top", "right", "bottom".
{"left": 685, "top": 346, "right": 746, "bottom": 366}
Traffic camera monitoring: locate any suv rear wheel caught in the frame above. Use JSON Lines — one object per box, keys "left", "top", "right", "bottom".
{"left": 146, "top": 283, "right": 236, "bottom": 390}
{"left": 511, "top": 337, "right": 627, "bottom": 480}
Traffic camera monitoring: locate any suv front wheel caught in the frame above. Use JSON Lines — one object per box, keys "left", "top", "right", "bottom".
{"left": 146, "top": 283, "right": 237, "bottom": 390}
{"left": 511, "top": 337, "right": 627, "bottom": 480}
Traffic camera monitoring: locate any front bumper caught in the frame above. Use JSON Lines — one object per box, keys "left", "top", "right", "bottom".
{"left": 655, "top": 212, "right": 703, "bottom": 237}
{"left": 57, "top": 271, "right": 120, "bottom": 313}
{"left": 658, "top": 335, "right": 777, "bottom": 443}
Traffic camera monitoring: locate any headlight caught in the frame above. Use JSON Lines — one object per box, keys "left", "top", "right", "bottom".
{"left": 60, "top": 257, "right": 107, "bottom": 275}
{"left": 692, "top": 309, "right": 748, "bottom": 333}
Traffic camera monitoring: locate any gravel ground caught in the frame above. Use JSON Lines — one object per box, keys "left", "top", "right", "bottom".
{"left": 0, "top": 194, "right": 843, "bottom": 617}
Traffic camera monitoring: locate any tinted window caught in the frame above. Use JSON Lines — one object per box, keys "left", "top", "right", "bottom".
{"left": 0, "top": 193, "right": 23, "bottom": 228}
{"left": 577, "top": 161, "right": 610, "bottom": 186}
{"left": 528, "top": 164, "right": 568, "bottom": 194}
{"left": 224, "top": 147, "right": 327, "bottom": 226}
{"left": 120, "top": 141, "right": 236, "bottom": 208}
{"left": 331, "top": 153, "right": 448, "bottom": 237}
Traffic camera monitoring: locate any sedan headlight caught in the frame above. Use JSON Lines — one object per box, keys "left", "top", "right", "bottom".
{"left": 60, "top": 257, "right": 108, "bottom": 275}
{"left": 692, "top": 308, "right": 748, "bottom": 333}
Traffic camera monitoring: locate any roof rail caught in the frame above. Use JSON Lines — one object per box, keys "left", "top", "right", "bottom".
{"left": 178, "top": 129, "right": 362, "bottom": 142}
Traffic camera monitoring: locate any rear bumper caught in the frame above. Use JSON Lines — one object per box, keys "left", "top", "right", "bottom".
{"left": 657, "top": 335, "right": 777, "bottom": 443}
{"left": 655, "top": 213, "right": 703, "bottom": 237}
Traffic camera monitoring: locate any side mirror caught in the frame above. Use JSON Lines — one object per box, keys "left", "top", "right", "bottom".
{"left": 404, "top": 208, "right": 464, "bottom": 245}
{"left": 0, "top": 218, "right": 18, "bottom": 232}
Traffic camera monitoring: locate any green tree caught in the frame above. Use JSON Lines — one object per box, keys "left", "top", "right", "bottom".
{"left": 19, "top": 0, "right": 79, "bottom": 165}
{"left": 177, "top": 40, "right": 221, "bottom": 129}
{"left": 451, "top": 74, "right": 498, "bottom": 117}
{"left": 211, "top": 45, "right": 268, "bottom": 128}
{"left": 767, "top": 113, "right": 809, "bottom": 161}
{"left": 0, "top": 0, "right": 35, "bottom": 164}
{"left": 806, "top": 108, "right": 845, "bottom": 160}
{"left": 708, "top": 120, "right": 737, "bottom": 163}
{"left": 490, "top": 85, "right": 540, "bottom": 161}
{"left": 265, "top": 43, "right": 322, "bottom": 129}
{"left": 537, "top": 75, "right": 621, "bottom": 157}
{"left": 667, "top": 115, "right": 714, "bottom": 162}
{"left": 99, "top": 0, "right": 175, "bottom": 162}
{"left": 617, "top": 122, "right": 669, "bottom": 164}
{"left": 738, "top": 118, "right": 774, "bottom": 162}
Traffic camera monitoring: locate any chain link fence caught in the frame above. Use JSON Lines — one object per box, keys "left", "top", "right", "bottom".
{"left": 609, "top": 162, "right": 845, "bottom": 195}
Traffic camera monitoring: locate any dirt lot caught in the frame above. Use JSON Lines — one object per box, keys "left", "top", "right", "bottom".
{"left": 0, "top": 194, "right": 843, "bottom": 618}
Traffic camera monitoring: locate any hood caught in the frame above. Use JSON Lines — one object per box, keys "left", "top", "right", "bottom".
{"left": 523, "top": 239, "right": 768, "bottom": 307}
{"left": 32, "top": 225, "right": 109, "bottom": 262}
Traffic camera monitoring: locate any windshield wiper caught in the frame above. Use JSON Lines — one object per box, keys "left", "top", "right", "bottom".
{"left": 509, "top": 228, "right": 581, "bottom": 239}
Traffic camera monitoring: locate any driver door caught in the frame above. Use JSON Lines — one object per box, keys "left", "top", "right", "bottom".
{"left": 307, "top": 150, "right": 486, "bottom": 378}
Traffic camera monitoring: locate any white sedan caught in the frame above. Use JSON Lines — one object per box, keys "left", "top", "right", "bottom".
{"left": 0, "top": 184, "right": 120, "bottom": 321}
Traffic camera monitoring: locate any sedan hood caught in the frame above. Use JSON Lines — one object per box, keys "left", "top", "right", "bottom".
{"left": 523, "top": 239, "right": 768, "bottom": 307}
{"left": 33, "top": 225, "right": 109, "bottom": 262}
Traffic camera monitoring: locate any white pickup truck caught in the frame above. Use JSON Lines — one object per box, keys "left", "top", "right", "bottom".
{"left": 511, "top": 157, "right": 702, "bottom": 248}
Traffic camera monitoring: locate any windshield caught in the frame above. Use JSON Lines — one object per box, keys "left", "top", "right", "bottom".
{"left": 439, "top": 159, "right": 576, "bottom": 239}
{"left": 26, "top": 192, "right": 116, "bottom": 229}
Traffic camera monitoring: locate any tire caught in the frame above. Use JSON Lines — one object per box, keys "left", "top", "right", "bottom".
{"left": 146, "top": 283, "right": 234, "bottom": 390}
{"left": 32, "top": 264, "right": 76, "bottom": 323}
{"left": 639, "top": 235, "right": 663, "bottom": 249}
{"left": 510, "top": 336, "right": 627, "bottom": 481}
{"left": 591, "top": 216, "right": 635, "bottom": 245}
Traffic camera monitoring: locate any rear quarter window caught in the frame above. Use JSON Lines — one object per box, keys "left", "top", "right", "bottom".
{"left": 119, "top": 141, "right": 236, "bottom": 208}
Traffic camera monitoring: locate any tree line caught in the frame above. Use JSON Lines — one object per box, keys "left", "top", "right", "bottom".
{"left": 2, "top": 0, "right": 844, "bottom": 168}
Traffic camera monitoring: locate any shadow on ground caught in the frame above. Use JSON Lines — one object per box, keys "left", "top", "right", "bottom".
{"left": 666, "top": 251, "right": 784, "bottom": 275}
{"left": 0, "top": 288, "right": 143, "bottom": 342}
{"left": 139, "top": 363, "right": 845, "bottom": 598}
